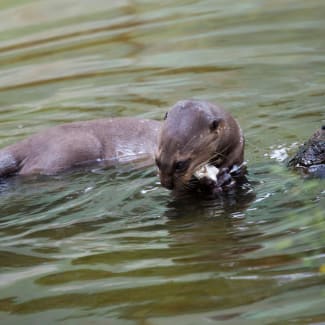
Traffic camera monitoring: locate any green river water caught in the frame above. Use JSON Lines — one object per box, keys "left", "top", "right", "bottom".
{"left": 0, "top": 1, "right": 324, "bottom": 324}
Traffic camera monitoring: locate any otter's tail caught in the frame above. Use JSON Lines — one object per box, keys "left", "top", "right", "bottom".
{"left": 0, "top": 149, "right": 20, "bottom": 177}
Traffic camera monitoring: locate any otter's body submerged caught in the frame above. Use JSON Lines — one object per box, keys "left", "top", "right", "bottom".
{"left": 0, "top": 118, "right": 161, "bottom": 177}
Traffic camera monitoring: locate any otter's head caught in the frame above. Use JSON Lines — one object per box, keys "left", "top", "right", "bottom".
{"left": 155, "top": 100, "right": 244, "bottom": 191}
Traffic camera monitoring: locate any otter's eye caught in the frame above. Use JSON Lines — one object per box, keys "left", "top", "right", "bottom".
{"left": 174, "top": 159, "right": 190, "bottom": 173}
{"left": 209, "top": 118, "right": 223, "bottom": 131}
{"left": 164, "top": 112, "right": 168, "bottom": 120}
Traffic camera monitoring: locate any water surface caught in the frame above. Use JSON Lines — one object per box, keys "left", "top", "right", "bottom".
{"left": 0, "top": 0, "right": 324, "bottom": 324}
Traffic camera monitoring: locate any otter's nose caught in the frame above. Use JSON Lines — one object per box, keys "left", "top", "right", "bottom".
{"left": 160, "top": 175, "right": 174, "bottom": 190}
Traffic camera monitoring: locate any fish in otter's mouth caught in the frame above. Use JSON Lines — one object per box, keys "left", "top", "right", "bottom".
{"left": 193, "top": 162, "right": 247, "bottom": 193}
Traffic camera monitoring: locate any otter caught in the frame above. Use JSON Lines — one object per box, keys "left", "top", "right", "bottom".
{"left": 0, "top": 100, "right": 246, "bottom": 195}
{"left": 288, "top": 125, "right": 325, "bottom": 178}
{"left": 155, "top": 100, "right": 246, "bottom": 194}
{"left": 0, "top": 118, "right": 161, "bottom": 177}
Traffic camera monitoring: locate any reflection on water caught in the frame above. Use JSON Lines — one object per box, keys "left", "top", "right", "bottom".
{"left": 0, "top": 0, "right": 324, "bottom": 324}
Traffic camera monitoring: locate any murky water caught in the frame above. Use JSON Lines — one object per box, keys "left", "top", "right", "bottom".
{"left": 0, "top": 0, "right": 324, "bottom": 324}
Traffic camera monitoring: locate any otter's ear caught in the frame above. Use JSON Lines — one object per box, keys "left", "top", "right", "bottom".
{"left": 209, "top": 118, "right": 224, "bottom": 132}
{"left": 164, "top": 112, "right": 168, "bottom": 120}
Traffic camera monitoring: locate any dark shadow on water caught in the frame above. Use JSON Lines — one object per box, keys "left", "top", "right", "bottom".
{"left": 164, "top": 180, "right": 256, "bottom": 219}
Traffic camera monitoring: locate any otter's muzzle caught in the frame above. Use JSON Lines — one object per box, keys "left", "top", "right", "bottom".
{"left": 159, "top": 175, "right": 174, "bottom": 190}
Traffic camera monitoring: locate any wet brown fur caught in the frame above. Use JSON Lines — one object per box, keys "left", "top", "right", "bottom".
{"left": 0, "top": 118, "right": 161, "bottom": 176}
{"left": 155, "top": 100, "right": 244, "bottom": 191}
